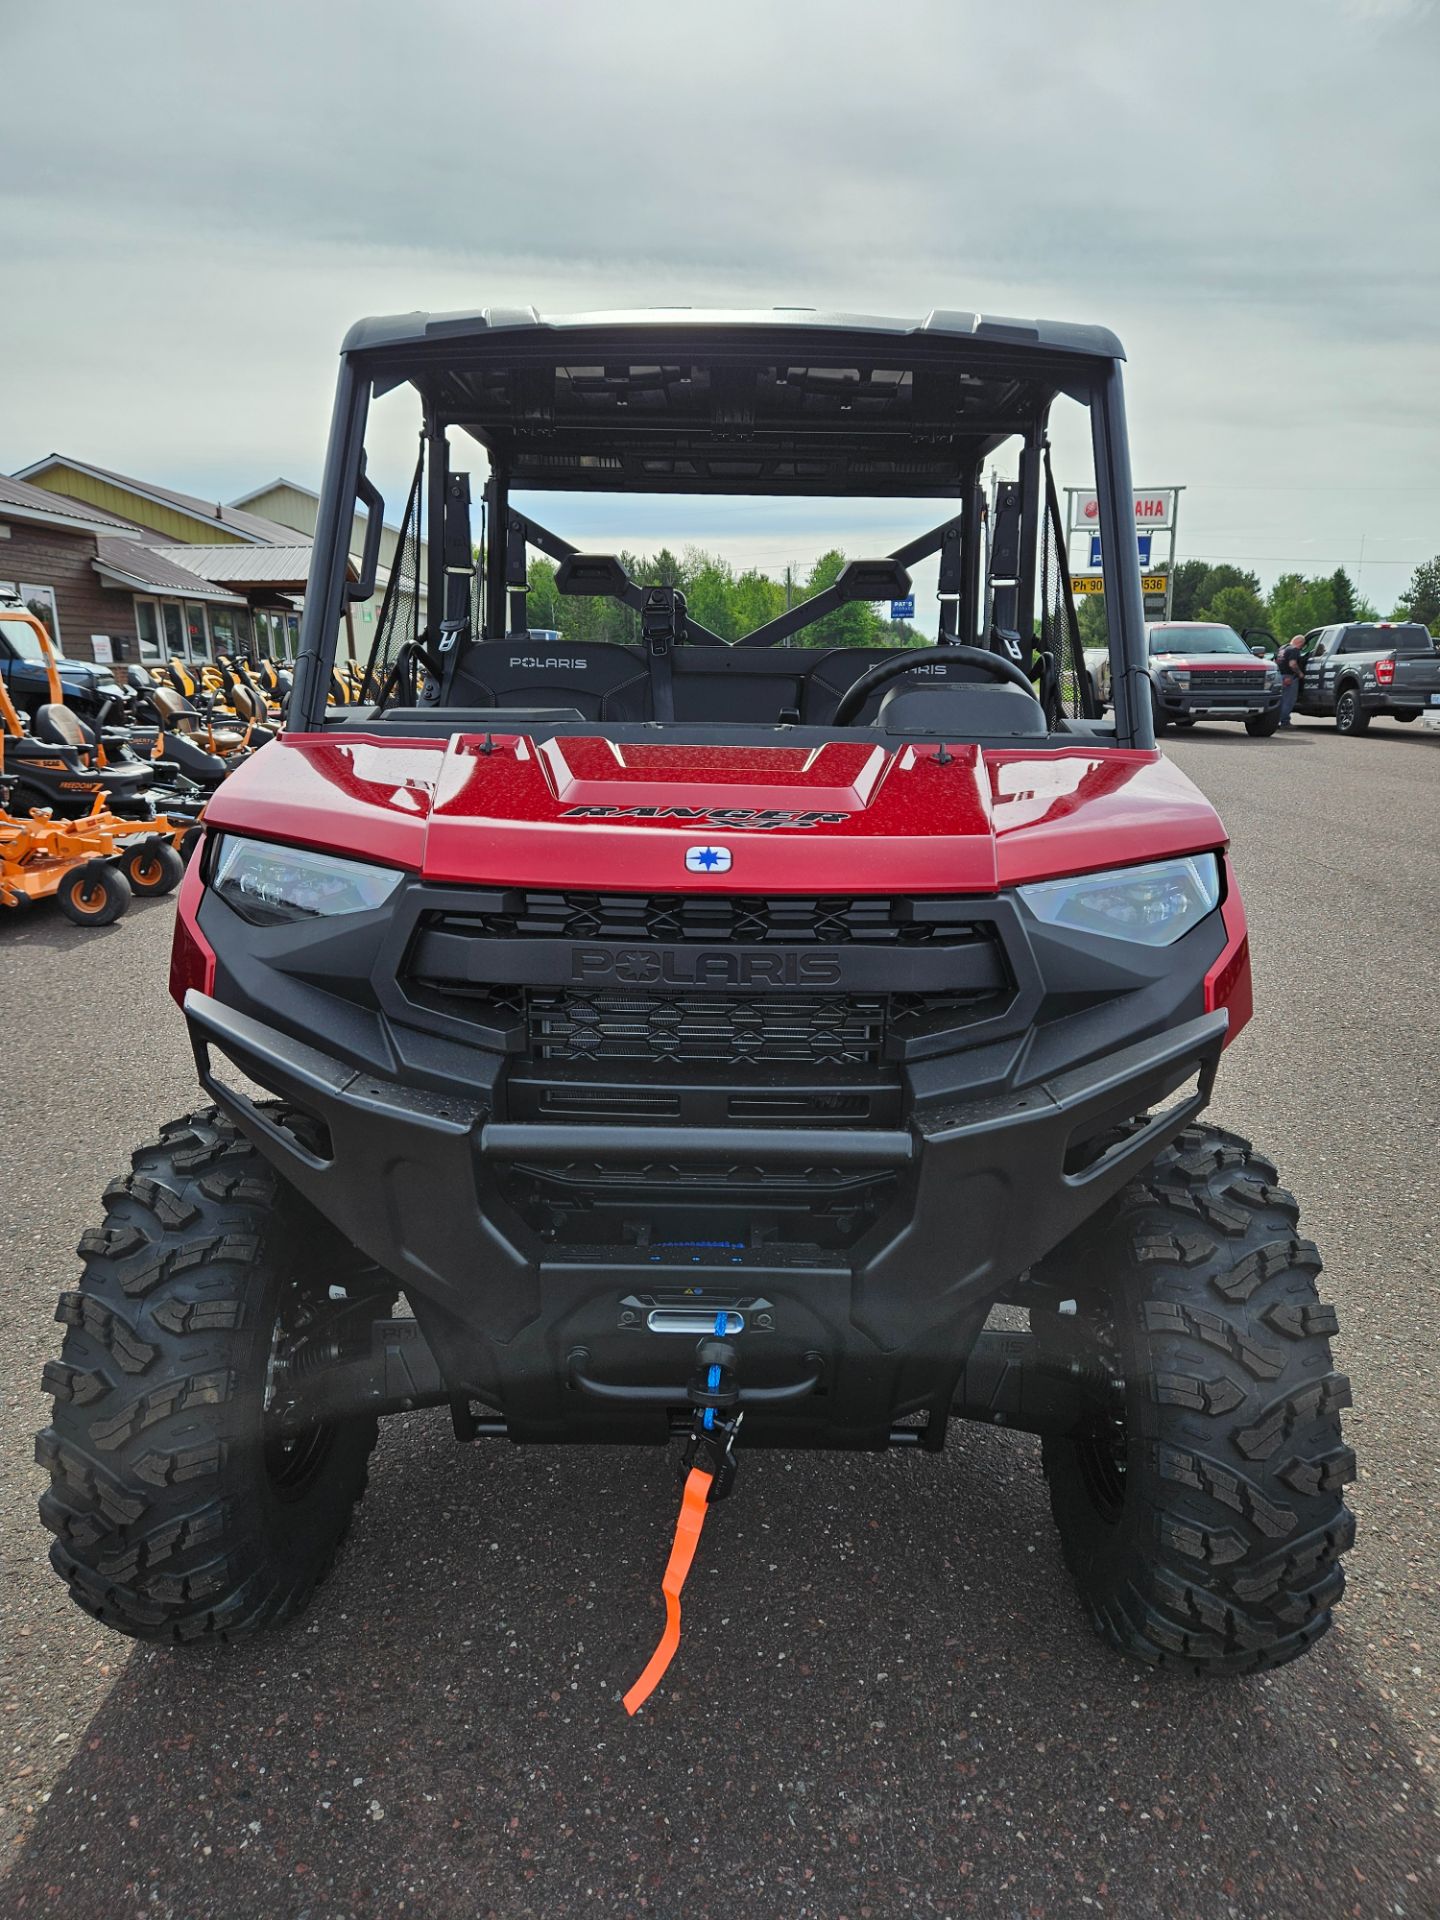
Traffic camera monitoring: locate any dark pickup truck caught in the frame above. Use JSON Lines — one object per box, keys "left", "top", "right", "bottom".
{"left": 1297, "top": 621, "right": 1440, "bottom": 734}
{"left": 0, "top": 602, "right": 127, "bottom": 723}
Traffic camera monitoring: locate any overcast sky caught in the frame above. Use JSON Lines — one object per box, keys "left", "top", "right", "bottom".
{"left": 3, "top": 0, "right": 1437, "bottom": 619}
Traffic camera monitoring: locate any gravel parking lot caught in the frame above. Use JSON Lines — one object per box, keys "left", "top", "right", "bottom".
{"left": 2, "top": 716, "right": 1436, "bottom": 1920}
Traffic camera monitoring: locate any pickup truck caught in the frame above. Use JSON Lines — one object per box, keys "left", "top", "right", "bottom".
{"left": 1083, "top": 622, "right": 1284, "bottom": 734}
{"left": 1296, "top": 621, "right": 1440, "bottom": 734}
{"left": 0, "top": 601, "right": 127, "bottom": 724}
{"left": 1144, "top": 621, "right": 1284, "bottom": 736}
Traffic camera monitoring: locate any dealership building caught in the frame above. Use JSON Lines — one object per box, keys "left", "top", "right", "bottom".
{"left": 2, "top": 458, "right": 425, "bottom": 667}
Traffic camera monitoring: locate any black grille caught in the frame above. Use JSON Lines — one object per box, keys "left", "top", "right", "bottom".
{"left": 430, "top": 890, "right": 985, "bottom": 947}
{"left": 529, "top": 991, "right": 885, "bottom": 1066}
{"left": 1182, "top": 670, "right": 1271, "bottom": 692}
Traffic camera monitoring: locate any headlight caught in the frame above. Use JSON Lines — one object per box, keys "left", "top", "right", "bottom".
{"left": 1157, "top": 667, "right": 1190, "bottom": 687}
{"left": 211, "top": 835, "right": 404, "bottom": 927}
{"left": 1019, "top": 853, "right": 1222, "bottom": 947}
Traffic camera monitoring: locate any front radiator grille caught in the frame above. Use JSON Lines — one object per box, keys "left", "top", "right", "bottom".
{"left": 1181, "top": 670, "right": 1271, "bottom": 691}
{"left": 529, "top": 990, "right": 886, "bottom": 1066}
{"left": 427, "top": 890, "right": 987, "bottom": 947}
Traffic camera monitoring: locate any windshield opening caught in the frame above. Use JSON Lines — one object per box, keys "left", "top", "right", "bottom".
{"left": 1148, "top": 625, "right": 1253, "bottom": 657}
{"left": 0, "top": 615, "right": 47, "bottom": 661}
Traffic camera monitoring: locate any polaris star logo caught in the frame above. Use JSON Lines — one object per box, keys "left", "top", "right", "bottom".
{"left": 685, "top": 845, "right": 730, "bottom": 873}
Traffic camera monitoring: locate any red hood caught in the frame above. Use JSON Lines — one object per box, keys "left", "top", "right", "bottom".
{"left": 202, "top": 731, "right": 1228, "bottom": 892}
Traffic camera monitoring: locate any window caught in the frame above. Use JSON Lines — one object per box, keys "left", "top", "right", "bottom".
{"left": 135, "top": 601, "right": 163, "bottom": 661}
{"left": 19, "top": 583, "right": 61, "bottom": 649}
{"left": 185, "top": 603, "right": 211, "bottom": 660}
{"left": 0, "top": 612, "right": 47, "bottom": 661}
{"left": 1148, "top": 625, "right": 1252, "bottom": 657}
{"left": 210, "top": 609, "right": 236, "bottom": 655}
{"left": 161, "top": 601, "right": 185, "bottom": 656}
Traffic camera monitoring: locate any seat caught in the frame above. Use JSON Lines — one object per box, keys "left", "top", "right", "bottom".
{"left": 33, "top": 703, "right": 95, "bottom": 750}
{"left": 148, "top": 684, "right": 249, "bottom": 755}
{"left": 874, "top": 682, "right": 1048, "bottom": 738}
{"left": 450, "top": 640, "right": 652, "bottom": 721}
{"left": 153, "top": 730, "right": 229, "bottom": 786}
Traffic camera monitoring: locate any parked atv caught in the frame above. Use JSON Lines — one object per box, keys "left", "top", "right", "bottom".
{"left": 38, "top": 309, "right": 1352, "bottom": 1695}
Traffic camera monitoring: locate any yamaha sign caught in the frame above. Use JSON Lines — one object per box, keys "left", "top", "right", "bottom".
{"left": 1068, "top": 489, "right": 1177, "bottom": 532}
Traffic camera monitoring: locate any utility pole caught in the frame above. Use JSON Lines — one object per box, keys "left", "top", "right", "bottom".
{"left": 784, "top": 564, "right": 793, "bottom": 612}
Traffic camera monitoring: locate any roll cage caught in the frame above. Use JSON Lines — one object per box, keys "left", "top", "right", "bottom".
{"left": 290, "top": 309, "right": 1154, "bottom": 749}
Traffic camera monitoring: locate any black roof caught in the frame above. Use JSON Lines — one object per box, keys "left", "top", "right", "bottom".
{"left": 340, "top": 307, "right": 1124, "bottom": 499}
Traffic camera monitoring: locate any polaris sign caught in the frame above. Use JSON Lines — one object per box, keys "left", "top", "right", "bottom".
{"left": 1088, "top": 534, "right": 1154, "bottom": 569}
{"left": 1069, "top": 489, "right": 1176, "bottom": 532}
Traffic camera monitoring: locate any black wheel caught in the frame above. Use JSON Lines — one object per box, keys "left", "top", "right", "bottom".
{"left": 1334, "top": 686, "right": 1370, "bottom": 734}
{"left": 9, "top": 783, "right": 49, "bottom": 819}
{"left": 1171, "top": 717, "right": 1196, "bottom": 730}
{"left": 1031, "top": 1124, "right": 1354, "bottom": 1675}
{"left": 37, "top": 1106, "right": 392, "bottom": 1642}
{"left": 1150, "top": 690, "right": 1169, "bottom": 736}
{"left": 1245, "top": 712, "right": 1281, "bottom": 737}
{"left": 1393, "top": 711, "right": 1419, "bottom": 723}
{"left": 56, "top": 860, "right": 131, "bottom": 926}
{"left": 122, "top": 837, "right": 185, "bottom": 896}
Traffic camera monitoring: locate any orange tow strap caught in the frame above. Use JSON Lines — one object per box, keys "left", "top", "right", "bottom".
{"left": 622, "top": 1465, "right": 714, "bottom": 1715}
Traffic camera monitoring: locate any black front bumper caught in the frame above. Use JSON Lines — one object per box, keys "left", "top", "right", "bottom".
{"left": 187, "top": 989, "right": 1226, "bottom": 1448}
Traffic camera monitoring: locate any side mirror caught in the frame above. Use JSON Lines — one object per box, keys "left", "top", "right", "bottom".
{"left": 1251, "top": 645, "right": 1267, "bottom": 658}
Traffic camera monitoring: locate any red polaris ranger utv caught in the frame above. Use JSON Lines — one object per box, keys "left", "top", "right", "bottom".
{"left": 39, "top": 310, "right": 1354, "bottom": 1691}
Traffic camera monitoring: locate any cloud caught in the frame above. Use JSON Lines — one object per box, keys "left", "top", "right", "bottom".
{"left": 2, "top": 0, "right": 1437, "bottom": 609}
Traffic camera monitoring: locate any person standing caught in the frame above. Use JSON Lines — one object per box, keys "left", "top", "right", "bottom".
{"left": 1276, "top": 632, "right": 1307, "bottom": 728}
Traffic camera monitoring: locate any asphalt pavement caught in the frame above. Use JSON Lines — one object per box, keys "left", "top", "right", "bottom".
{"left": 2, "top": 715, "right": 1437, "bottom": 1920}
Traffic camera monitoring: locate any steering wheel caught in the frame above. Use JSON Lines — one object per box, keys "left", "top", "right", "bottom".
{"left": 830, "top": 645, "right": 1037, "bottom": 726}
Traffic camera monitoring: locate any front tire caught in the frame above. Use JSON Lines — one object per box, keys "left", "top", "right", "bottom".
{"left": 38, "top": 1107, "right": 390, "bottom": 1642}
{"left": 56, "top": 860, "right": 131, "bottom": 926}
{"left": 1334, "top": 686, "right": 1370, "bottom": 734}
{"left": 1245, "top": 712, "right": 1281, "bottom": 737}
{"left": 1032, "top": 1125, "right": 1354, "bottom": 1675}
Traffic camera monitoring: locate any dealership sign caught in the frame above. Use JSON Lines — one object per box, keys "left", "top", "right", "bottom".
{"left": 1069, "top": 489, "right": 1176, "bottom": 532}
{"left": 1070, "top": 573, "right": 1169, "bottom": 597}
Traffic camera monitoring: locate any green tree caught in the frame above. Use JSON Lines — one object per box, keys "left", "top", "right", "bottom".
{"left": 1329, "top": 567, "right": 1357, "bottom": 623}
{"left": 1395, "top": 555, "right": 1440, "bottom": 632}
{"left": 525, "top": 557, "right": 561, "bottom": 631}
{"left": 1169, "top": 562, "right": 1262, "bottom": 622}
{"left": 1267, "top": 572, "right": 1335, "bottom": 643}
{"left": 795, "top": 549, "right": 887, "bottom": 648}
{"left": 731, "top": 567, "right": 785, "bottom": 639}
{"left": 683, "top": 554, "right": 740, "bottom": 641}
{"left": 1075, "top": 592, "right": 1108, "bottom": 649}
{"left": 1197, "top": 581, "right": 1268, "bottom": 634}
